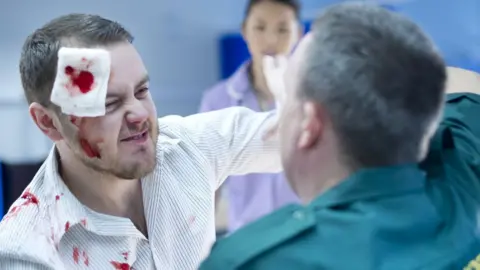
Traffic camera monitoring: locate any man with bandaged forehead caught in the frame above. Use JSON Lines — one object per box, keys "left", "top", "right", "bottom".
{"left": 0, "top": 14, "right": 285, "bottom": 269}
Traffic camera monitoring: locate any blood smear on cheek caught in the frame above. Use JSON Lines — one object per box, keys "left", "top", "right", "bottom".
{"left": 76, "top": 119, "right": 103, "bottom": 159}
{"left": 79, "top": 138, "right": 101, "bottom": 159}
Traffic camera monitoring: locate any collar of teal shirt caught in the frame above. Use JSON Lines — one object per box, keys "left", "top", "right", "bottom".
{"left": 309, "top": 164, "right": 427, "bottom": 210}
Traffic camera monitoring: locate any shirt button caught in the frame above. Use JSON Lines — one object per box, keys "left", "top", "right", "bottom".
{"left": 293, "top": 210, "right": 305, "bottom": 220}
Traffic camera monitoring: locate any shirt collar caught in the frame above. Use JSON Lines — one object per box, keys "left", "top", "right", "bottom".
{"left": 226, "top": 61, "right": 254, "bottom": 101}
{"left": 310, "top": 164, "right": 426, "bottom": 210}
{"left": 43, "top": 128, "right": 181, "bottom": 241}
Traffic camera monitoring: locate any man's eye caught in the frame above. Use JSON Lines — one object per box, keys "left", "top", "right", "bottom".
{"left": 136, "top": 88, "right": 149, "bottom": 98}
{"left": 106, "top": 100, "right": 119, "bottom": 107}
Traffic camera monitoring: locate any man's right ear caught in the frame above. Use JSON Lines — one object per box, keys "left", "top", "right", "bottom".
{"left": 29, "top": 102, "right": 64, "bottom": 141}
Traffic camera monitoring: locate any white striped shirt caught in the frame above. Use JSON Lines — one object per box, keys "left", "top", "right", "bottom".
{"left": 0, "top": 107, "right": 281, "bottom": 270}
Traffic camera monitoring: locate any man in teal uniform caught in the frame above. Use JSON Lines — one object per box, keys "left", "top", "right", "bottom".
{"left": 200, "top": 3, "right": 480, "bottom": 270}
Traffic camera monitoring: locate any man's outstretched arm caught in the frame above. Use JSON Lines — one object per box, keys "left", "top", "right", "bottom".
{"left": 161, "top": 107, "right": 281, "bottom": 189}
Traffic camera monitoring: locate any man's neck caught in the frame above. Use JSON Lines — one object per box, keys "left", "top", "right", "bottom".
{"left": 56, "top": 144, "right": 143, "bottom": 219}
{"left": 300, "top": 168, "right": 350, "bottom": 205}
{"left": 295, "top": 148, "right": 351, "bottom": 205}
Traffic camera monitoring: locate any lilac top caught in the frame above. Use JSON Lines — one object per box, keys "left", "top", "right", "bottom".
{"left": 199, "top": 62, "right": 300, "bottom": 232}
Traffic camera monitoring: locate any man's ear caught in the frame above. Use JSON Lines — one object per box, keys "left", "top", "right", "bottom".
{"left": 297, "top": 101, "right": 323, "bottom": 149}
{"left": 29, "top": 102, "right": 64, "bottom": 141}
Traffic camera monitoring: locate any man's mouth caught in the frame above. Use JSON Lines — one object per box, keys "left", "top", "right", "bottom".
{"left": 121, "top": 130, "right": 148, "bottom": 143}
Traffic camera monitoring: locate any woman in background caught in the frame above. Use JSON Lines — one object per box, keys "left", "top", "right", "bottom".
{"left": 199, "top": 0, "right": 303, "bottom": 233}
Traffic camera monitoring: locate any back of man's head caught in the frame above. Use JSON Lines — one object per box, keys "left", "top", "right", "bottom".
{"left": 20, "top": 13, "right": 133, "bottom": 109}
{"left": 300, "top": 3, "right": 446, "bottom": 170}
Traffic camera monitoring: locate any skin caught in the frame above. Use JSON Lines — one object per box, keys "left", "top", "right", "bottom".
{"left": 242, "top": 0, "right": 302, "bottom": 104}
{"left": 279, "top": 33, "right": 350, "bottom": 204}
{"left": 29, "top": 42, "right": 158, "bottom": 234}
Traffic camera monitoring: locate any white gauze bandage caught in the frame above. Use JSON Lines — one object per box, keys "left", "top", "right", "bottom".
{"left": 50, "top": 47, "right": 111, "bottom": 117}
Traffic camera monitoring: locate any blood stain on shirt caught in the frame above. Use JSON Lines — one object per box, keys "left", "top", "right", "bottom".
{"left": 21, "top": 190, "right": 39, "bottom": 205}
{"left": 73, "top": 247, "right": 80, "bottom": 264}
{"left": 111, "top": 261, "right": 131, "bottom": 270}
{"left": 65, "top": 221, "right": 70, "bottom": 232}
{"left": 55, "top": 193, "right": 65, "bottom": 201}
{"left": 2, "top": 189, "right": 39, "bottom": 221}
{"left": 83, "top": 251, "right": 90, "bottom": 266}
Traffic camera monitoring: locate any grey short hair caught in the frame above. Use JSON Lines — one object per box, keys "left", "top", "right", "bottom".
{"left": 301, "top": 3, "right": 446, "bottom": 169}
{"left": 20, "top": 14, "right": 133, "bottom": 107}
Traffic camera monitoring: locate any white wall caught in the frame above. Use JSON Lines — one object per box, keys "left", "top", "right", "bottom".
{"left": 0, "top": 0, "right": 478, "bottom": 163}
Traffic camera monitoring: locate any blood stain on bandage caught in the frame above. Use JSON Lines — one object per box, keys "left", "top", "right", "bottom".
{"left": 65, "top": 66, "right": 94, "bottom": 94}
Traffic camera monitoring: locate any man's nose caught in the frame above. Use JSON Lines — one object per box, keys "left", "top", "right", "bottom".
{"left": 125, "top": 100, "right": 149, "bottom": 125}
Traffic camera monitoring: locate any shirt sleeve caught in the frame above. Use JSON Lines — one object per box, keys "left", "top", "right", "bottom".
{"left": 434, "top": 93, "right": 480, "bottom": 198}
{"left": 164, "top": 107, "right": 281, "bottom": 189}
{"left": 441, "top": 93, "right": 480, "bottom": 157}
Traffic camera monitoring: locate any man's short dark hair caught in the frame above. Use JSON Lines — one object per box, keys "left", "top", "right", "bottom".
{"left": 20, "top": 13, "right": 133, "bottom": 107}
{"left": 301, "top": 3, "right": 446, "bottom": 169}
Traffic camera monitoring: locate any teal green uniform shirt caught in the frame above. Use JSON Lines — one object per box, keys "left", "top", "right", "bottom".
{"left": 200, "top": 93, "right": 480, "bottom": 270}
